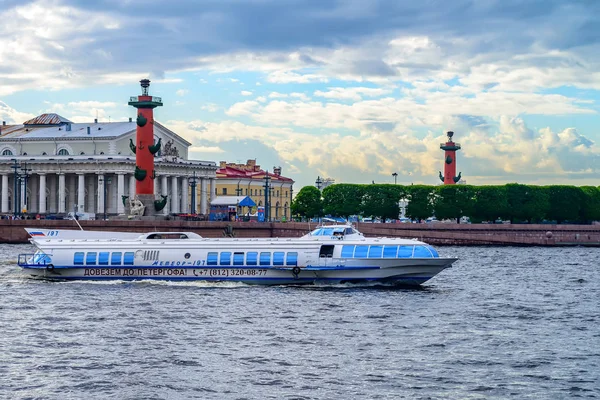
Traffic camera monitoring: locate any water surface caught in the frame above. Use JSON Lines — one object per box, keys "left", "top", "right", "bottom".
{"left": 1, "top": 244, "right": 598, "bottom": 399}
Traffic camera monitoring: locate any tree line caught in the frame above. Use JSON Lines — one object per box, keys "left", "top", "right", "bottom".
{"left": 291, "top": 183, "right": 600, "bottom": 224}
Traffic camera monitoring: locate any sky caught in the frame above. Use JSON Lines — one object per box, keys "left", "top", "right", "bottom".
{"left": 0, "top": 0, "right": 599, "bottom": 190}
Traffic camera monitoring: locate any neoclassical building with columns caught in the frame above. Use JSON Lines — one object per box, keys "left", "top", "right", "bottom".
{"left": 0, "top": 114, "right": 217, "bottom": 217}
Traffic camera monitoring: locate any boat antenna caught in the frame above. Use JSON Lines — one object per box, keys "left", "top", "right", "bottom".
{"left": 73, "top": 216, "right": 84, "bottom": 231}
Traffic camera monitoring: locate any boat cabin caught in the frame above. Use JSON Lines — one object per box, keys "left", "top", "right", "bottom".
{"left": 142, "top": 232, "right": 203, "bottom": 240}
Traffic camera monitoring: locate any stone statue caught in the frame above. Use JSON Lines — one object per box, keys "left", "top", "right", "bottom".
{"left": 129, "top": 196, "right": 146, "bottom": 216}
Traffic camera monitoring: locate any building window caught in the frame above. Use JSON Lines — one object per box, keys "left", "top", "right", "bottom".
{"left": 2, "top": 149, "right": 12, "bottom": 156}
{"left": 245, "top": 188, "right": 248, "bottom": 195}
{"left": 286, "top": 191, "right": 288, "bottom": 197}
{"left": 58, "top": 149, "right": 69, "bottom": 156}
{"left": 222, "top": 188, "right": 227, "bottom": 195}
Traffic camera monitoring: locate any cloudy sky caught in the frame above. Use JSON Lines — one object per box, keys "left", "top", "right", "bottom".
{"left": 1, "top": 0, "right": 599, "bottom": 189}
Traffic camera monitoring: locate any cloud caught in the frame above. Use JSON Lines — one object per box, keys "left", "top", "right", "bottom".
{"left": 314, "top": 87, "right": 393, "bottom": 101}
{"left": 43, "top": 101, "right": 122, "bottom": 122}
{"left": 240, "top": 90, "right": 253, "bottom": 96}
{"left": 176, "top": 89, "right": 189, "bottom": 96}
{"left": 0, "top": 101, "right": 35, "bottom": 124}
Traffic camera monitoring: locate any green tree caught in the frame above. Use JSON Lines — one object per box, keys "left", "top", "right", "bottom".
{"left": 291, "top": 186, "right": 323, "bottom": 219}
{"left": 580, "top": 186, "right": 600, "bottom": 223}
{"left": 322, "top": 184, "right": 364, "bottom": 218}
{"left": 405, "top": 185, "right": 435, "bottom": 221}
{"left": 361, "top": 184, "right": 402, "bottom": 220}
{"left": 505, "top": 184, "right": 549, "bottom": 223}
{"left": 472, "top": 186, "right": 508, "bottom": 222}
{"left": 544, "top": 185, "right": 584, "bottom": 223}
{"left": 434, "top": 185, "right": 475, "bottom": 222}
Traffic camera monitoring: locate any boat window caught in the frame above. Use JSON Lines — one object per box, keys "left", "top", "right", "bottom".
{"left": 413, "top": 245, "right": 433, "bottom": 258}
{"left": 321, "top": 228, "right": 334, "bottom": 236}
{"left": 220, "top": 252, "right": 231, "bottom": 266}
{"left": 74, "top": 252, "right": 84, "bottom": 265}
{"left": 368, "top": 245, "right": 383, "bottom": 258}
{"left": 310, "top": 228, "right": 323, "bottom": 236}
{"left": 233, "top": 252, "right": 244, "bottom": 266}
{"left": 397, "top": 246, "right": 414, "bottom": 258}
{"left": 34, "top": 252, "right": 51, "bottom": 265}
{"left": 86, "top": 252, "right": 97, "bottom": 265}
{"left": 260, "top": 252, "right": 271, "bottom": 266}
{"left": 319, "top": 245, "right": 335, "bottom": 258}
{"left": 98, "top": 252, "right": 110, "bottom": 265}
{"left": 111, "top": 252, "right": 122, "bottom": 265}
{"left": 427, "top": 246, "right": 439, "bottom": 258}
{"left": 124, "top": 252, "right": 135, "bottom": 265}
{"left": 345, "top": 228, "right": 354, "bottom": 235}
{"left": 383, "top": 245, "right": 398, "bottom": 258}
{"left": 354, "top": 245, "right": 369, "bottom": 258}
{"left": 246, "top": 252, "right": 258, "bottom": 266}
{"left": 341, "top": 245, "right": 355, "bottom": 258}
{"left": 286, "top": 252, "right": 298, "bottom": 266}
{"left": 273, "top": 252, "right": 285, "bottom": 266}
{"left": 207, "top": 252, "right": 218, "bottom": 266}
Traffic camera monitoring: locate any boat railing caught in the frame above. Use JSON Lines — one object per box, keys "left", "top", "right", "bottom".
{"left": 18, "top": 253, "right": 50, "bottom": 267}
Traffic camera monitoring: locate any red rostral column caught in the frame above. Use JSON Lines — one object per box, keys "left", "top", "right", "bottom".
{"left": 128, "top": 79, "right": 163, "bottom": 195}
{"left": 439, "top": 131, "right": 462, "bottom": 184}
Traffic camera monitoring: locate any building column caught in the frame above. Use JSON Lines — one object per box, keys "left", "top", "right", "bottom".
{"left": 171, "top": 175, "right": 179, "bottom": 214}
{"left": 58, "top": 173, "right": 66, "bottom": 213}
{"left": 20, "top": 177, "right": 26, "bottom": 213}
{"left": 181, "top": 176, "right": 189, "bottom": 214}
{"left": 48, "top": 175, "right": 57, "bottom": 213}
{"left": 77, "top": 174, "right": 85, "bottom": 213}
{"left": 86, "top": 177, "right": 95, "bottom": 213}
{"left": 161, "top": 175, "right": 169, "bottom": 215}
{"left": 97, "top": 174, "right": 105, "bottom": 214}
{"left": 129, "top": 174, "right": 136, "bottom": 199}
{"left": 117, "top": 173, "right": 125, "bottom": 214}
{"left": 39, "top": 174, "right": 47, "bottom": 214}
{"left": 1, "top": 174, "right": 8, "bottom": 213}
{"left": 200, "top": 178, "right": 208, "bottom": 215}
{"left": 210, "top": 178, "right": 216, "bottom": 202}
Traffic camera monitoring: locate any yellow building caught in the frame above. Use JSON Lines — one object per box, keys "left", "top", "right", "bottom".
{"left": 215, "top": 159, "right": 294, "bottom": 221}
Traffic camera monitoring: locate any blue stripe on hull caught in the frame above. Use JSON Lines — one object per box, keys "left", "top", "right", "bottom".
{"left": 24, "top": 274, "right": 434, "bottom": 286}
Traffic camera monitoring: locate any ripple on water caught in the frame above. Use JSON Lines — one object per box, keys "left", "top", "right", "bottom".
{"left": 1, "top": 245, "right": 599, "bottom": 399}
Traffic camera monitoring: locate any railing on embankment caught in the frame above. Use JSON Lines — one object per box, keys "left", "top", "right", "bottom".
{"left": 1, "top": 219, "right": 599, "bottom": 246}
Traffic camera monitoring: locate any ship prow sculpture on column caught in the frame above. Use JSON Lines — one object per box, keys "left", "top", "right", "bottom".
{"left": 127, "top": 79, "right": 167, "bottom": 218}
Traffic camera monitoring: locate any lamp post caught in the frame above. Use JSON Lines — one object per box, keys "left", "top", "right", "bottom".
{"left": 263, "top": 174, "right": 271, "bottom": 222}
{"left": 392, "top": 172, "right": 398, "bottom": 184}
{"left": 188, "top": 171, "right": 198, "bottom": 214}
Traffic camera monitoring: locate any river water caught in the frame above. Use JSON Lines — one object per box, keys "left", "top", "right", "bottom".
{"left": 0, "top": 244, "right": 598, "bottom": 399}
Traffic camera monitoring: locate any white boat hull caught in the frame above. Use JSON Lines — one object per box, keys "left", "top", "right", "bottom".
{"left": 21, "top": 260, "right": 453, "bottom": 286}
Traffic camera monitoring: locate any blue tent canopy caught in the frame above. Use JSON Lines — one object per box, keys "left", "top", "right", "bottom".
{"left": 238, "top": 196, "right": 256, "bottom": 207}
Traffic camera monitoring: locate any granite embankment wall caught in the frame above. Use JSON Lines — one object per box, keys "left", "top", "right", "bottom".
{"left": 1, "top": 220, "right": 600, "bottom": 246}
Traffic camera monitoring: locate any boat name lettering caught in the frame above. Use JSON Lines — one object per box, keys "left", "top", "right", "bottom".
{"left": 131, "top": 268, "right": 187, "bottom": 276}
{"left": 84, "top": 268, "right": 122, "bottom": 276}
{"left": 151, "top": 260, "right": 204, "bottom": 266}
